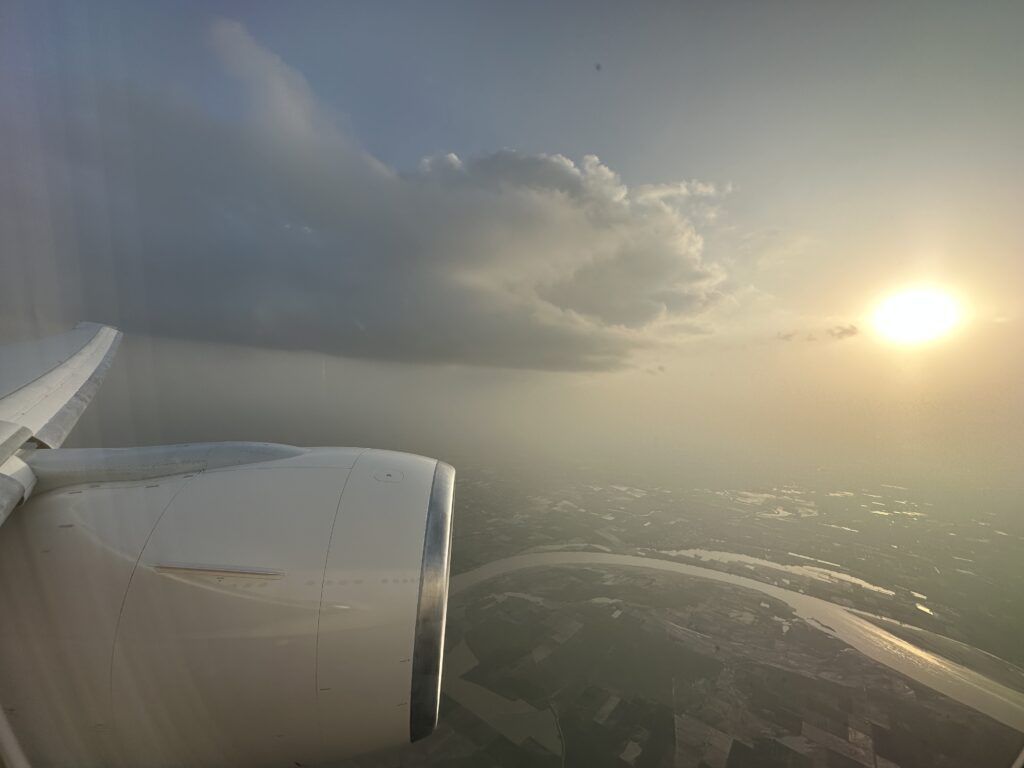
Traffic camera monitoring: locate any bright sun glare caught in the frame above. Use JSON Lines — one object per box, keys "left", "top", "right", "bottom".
{"left": 872, "top": 289, "right": 961, "bottom": 344}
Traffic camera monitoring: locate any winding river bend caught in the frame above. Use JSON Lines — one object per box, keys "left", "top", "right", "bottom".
{"left": 450, "top": 551, "right": 1024, "bottom": 734}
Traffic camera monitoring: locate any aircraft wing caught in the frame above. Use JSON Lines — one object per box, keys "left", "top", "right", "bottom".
{"left": 0, "top": 322, "right": 121, "bottom": 524}
{"left": 0, "top": 321, "right": 456, "bottom": 767}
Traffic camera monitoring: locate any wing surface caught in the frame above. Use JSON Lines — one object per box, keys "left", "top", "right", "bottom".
{"left": 0, "top": 322, "right": 121, "bottom": 450}
{"left": 0, "top": 322, "right": 121, "bottom": 523}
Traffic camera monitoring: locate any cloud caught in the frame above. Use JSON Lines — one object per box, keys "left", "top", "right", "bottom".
{"left": 827, "top": 324, "right": 859, "bottom": 340}
{"left": 776, "top": 324, "right": 859, "bottom": 343}
{"left": 0, "top": 19, "right": 727, "bottom": 371}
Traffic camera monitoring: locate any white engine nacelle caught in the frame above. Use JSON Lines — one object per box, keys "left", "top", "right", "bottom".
{"left": 0, "top": 444, "right": 455, "bottom": 767}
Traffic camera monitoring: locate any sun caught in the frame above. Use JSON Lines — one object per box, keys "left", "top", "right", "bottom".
{"left": 872, "top": 289, "right": 961, "bottom": 344}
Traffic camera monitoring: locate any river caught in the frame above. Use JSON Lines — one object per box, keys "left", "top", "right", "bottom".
{"left": 450, "top": 550, "right": 1024, "bottom": 734}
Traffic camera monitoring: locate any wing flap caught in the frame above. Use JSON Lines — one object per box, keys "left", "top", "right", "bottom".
{"left": 0, "top": 422, "right": 32, "bottom": 461}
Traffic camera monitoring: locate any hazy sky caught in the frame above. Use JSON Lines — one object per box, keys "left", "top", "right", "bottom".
{"left": 3, "top": 2, "right": 1021, "bottom": 498}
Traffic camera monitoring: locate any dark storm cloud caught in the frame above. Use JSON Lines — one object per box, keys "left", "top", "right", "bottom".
{"left": 0, "top": 19, "right": 726, "bottom": 371}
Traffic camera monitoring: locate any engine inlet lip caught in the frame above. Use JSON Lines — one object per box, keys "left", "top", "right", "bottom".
{"left": 409, "top": 460, "right": 455, "bottom": 743}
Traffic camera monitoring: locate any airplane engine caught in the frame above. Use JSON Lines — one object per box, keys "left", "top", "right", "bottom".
{"left": 0, "top": 445, "right": 454, "bottom": 768}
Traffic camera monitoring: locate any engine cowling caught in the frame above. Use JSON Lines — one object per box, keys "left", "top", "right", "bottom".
{"left": 0, "top": 444, "right": 454, "bottom": 767}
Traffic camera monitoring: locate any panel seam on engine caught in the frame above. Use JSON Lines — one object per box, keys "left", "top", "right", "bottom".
{"left": 312, "top": 447, "right": 368, "bottom": 755}
{"left": 107, "top": 471, "right": 201, "bottom": 751}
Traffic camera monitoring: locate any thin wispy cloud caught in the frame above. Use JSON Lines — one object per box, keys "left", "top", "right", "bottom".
{"left": 777, "top": 324, "right": 859, "bottom": 343}
{"left": 828, "top": 324, "right": 859, "bottom": 340}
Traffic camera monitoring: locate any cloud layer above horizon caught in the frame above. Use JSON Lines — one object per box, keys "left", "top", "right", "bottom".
{"left": 2, "top": 19, "right": 728, "bottom": 370}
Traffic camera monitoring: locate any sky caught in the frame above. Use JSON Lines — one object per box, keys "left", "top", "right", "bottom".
{"left": 2, "top": 1, "right": 1022, "bottom": 501}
